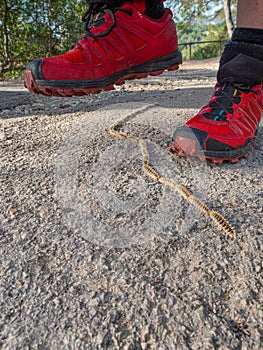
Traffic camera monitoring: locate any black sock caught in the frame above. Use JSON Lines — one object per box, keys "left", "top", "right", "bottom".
{"left": 231, "top": 27, "right": 263, "bottom": 45}
{"left": 86, "top": 0, "right": 126, "bottom": 6}
{"left": 144, "top": 0, "right": 164, "bottom": 19}
{"left": 220, "top": 28, "right": 263, "bottom": 66}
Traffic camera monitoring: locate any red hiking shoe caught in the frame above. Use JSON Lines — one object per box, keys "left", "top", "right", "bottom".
{"left": 170, "top": 82, "right": 263, "bottom": 164}
{"left": 24, "top": 1, "right": 182, "bottom": 97}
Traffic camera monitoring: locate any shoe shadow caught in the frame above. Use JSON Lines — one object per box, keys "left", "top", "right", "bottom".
{"left": 0, "top": 85, "right": 214, "bottom": 120}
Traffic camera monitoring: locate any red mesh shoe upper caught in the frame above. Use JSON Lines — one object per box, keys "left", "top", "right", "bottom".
{"left": 39, "top": 3, "right": 178, "bottom": 81}
{"left": 171, "top": 83, "right": 263, "bottom": 162}
{"left": 52, "top": 48, "right": 87, "bottom": 64}
{"left": 121, "top": 28, "right": 146, "bottom": 50}
{"left": 185, "top": 83, "right": 263, "bottom": 149}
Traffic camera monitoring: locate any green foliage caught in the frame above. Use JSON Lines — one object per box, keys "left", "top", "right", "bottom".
{"left": 177, "top": 22, "right": 228, "bottom": 60}
{"left": 166, "top": 0, "right": 236, "bottom": 60}
{"left": 0, "top": 0, "right": 86, "bottom": 77}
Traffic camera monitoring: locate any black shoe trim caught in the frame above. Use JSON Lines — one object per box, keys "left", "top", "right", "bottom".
{"left": 206, "top": 138, "right": 235, "bottom": 152}
{"left": 26, "top": 59, "right": 45, "bottom": 80}
{"left": 204, "top": 139, "right": 251, "bottom": 158}
{"left": 28, "top": 50, "right": 182, "bottom": 89}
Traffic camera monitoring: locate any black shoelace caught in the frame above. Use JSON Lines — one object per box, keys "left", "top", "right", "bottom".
{"left": 82, "top": 1, "right": 132, "bottom": 39}
{"left": 204, "top": 82, "right": 258, "bottom": 121}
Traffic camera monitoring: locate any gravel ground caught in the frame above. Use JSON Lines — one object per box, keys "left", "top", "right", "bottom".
{"left": 0, "top": 59, "right": 262, "bottom": 349}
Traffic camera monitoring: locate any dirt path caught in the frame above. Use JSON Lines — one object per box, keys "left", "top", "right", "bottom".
{"left": 1, "top": 59, "right": 262, "bottom": 349}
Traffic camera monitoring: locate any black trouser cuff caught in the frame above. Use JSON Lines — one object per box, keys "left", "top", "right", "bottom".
{"left": 217, "top": 54, "right": 263, "bottom": 85}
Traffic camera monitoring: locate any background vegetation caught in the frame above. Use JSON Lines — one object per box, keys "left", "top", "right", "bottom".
{"left": 169, "top": 0, "right": 237, "bottom": 60}
{"left": 0, "top": 0, "right": 237, "bottom": 78}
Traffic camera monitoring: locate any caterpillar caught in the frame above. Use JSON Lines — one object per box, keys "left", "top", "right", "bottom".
{"left": 187, "top": 195, "right": 210, "bottom": 216}
{"left": 139, "top": 139, "right": 149, "bottom": 165}
{"left": 108, "top": 106, "right": 236, "bottom": 240}
{"left": 209, "top": 210, "right": 236, "bottom": 239}
{"left": 159, "top": 177, "right": 190, "bottom": 199}
{"left": 143, "top": 163, "right": 160, "bottom": 182}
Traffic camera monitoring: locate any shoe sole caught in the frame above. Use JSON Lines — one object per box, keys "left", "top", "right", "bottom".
{"left": 24, "top": 50, "right": 182, "bottom": 97}
{"left": 169, "top": 136, "right": 251, "bottom": 165}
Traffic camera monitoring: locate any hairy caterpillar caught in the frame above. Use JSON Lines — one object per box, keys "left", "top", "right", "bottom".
{"left": 109, "top": 106, "right": 236, "bottom": 239}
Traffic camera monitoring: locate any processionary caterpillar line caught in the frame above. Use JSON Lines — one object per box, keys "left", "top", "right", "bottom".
{"left": 109, "top": 105, "right": 236, "bottom": 239}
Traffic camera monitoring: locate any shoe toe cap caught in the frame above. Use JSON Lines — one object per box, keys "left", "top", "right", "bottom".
{"left": 172, "top": 126, "right": 208, "bottom": 150}
{"left": 172, "top": 125, "right": 235, "bottom": 154}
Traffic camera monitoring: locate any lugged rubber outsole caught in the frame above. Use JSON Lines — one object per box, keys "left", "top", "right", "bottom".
{"left": 24, "top": 64, "right": 180, "bottom": 97}
{"left": 169, "top": 137, "right": 250, "bottom": 165}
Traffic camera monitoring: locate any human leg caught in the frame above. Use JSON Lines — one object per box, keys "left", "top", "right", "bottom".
{"left": 236, "top": 0, "right": 263, "bottom": 29}
{"left": 24, "top": 0, "right": 182, "bottom": 97}
{"left": 170, "top": 0, "right": 263, "bottom": 164}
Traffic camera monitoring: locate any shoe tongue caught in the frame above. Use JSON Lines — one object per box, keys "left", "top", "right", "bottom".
{"left": 92, "top": 16, "right": 105, "bottom": 27}
{"left": 221, "top": 82, "right": 251, "bottom": 94}
{"left": 221, "top": 83, "right": 235, "bottom": 95}
{"left": 89, "top": 11, "right": 114, "bottom": 35}
{"left": 87, "top": 1, "right": 147, "bottom": 37}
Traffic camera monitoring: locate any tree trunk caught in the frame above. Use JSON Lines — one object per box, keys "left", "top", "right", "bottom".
{"left": 223, "top": 0, "right": 234, "bottom": 38}
{"left": 47, "top": 0, "right": 53, "bottom": 57}
{"left": 2, "top": 0, "right": 12, "bottom": 67}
